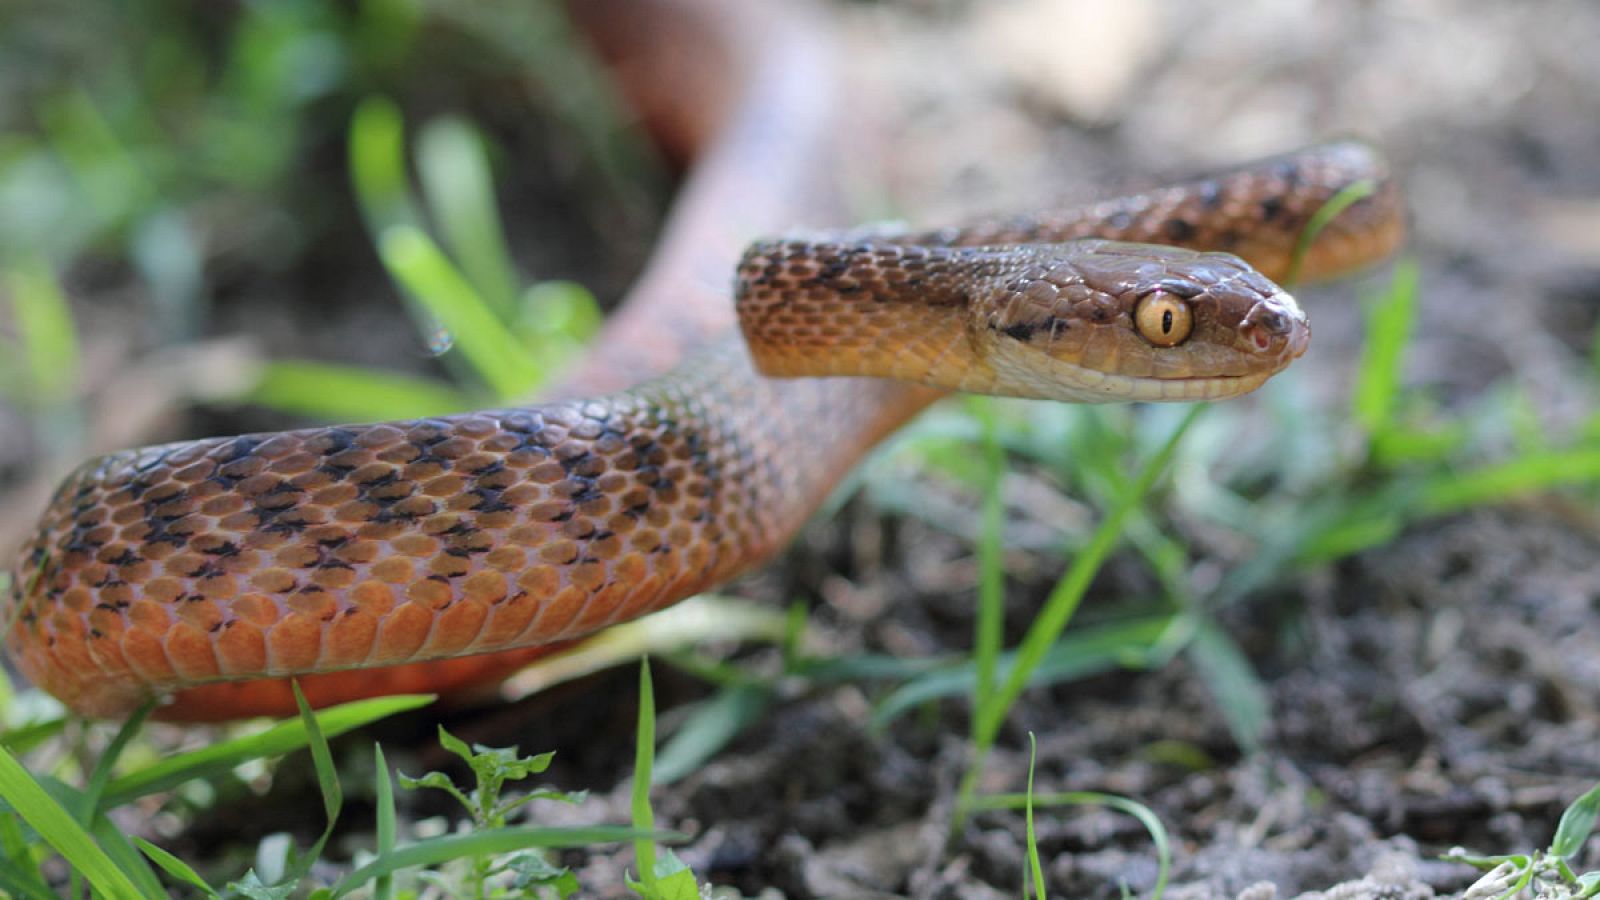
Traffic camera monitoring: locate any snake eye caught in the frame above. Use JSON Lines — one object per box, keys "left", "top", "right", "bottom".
{"left": 1134, "top": 291, "right": 1193, "bottom": 347}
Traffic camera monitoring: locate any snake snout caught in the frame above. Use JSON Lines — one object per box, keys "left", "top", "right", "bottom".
{"left": 1240, "top": 291, "right": 1310, "bottom": 362}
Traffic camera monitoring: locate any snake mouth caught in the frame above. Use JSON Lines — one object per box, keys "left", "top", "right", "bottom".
{"left": 985, "top": 342, "right": 1284, "bottom": 403}
{"left": 1075, "top": 368, "right": 1277, "bottom": 403}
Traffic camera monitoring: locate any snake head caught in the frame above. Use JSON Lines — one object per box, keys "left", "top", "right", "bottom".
{"left": 975, "top": 240, "right": 1309, "bottom": 403}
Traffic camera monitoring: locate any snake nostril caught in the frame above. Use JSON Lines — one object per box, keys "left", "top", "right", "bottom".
{"left": 1244, "top": 323, "right": 1274, "bottom": 351}
{"left": 1257, "top": 310, "right": 1288, "bottom": 334}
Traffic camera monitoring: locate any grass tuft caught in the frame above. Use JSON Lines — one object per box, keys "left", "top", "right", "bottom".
{"left": 954, "top": 404, "right": 1205, "bottom": 826}
{"left": 246, "top": 361, "right": 474, "bottom": 422}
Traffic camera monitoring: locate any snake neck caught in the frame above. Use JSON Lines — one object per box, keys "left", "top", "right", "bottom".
{"left": 734, "top": 239, "right": 1003, "bottom": 390}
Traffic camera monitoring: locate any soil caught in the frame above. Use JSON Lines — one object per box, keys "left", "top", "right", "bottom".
{"left": 5, "top": 0, "right": 1600, "bottom": 897}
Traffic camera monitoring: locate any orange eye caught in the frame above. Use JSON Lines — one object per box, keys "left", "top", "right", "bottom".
{"left": 1134, "top": 292, "right": 1193, "bottom": 347}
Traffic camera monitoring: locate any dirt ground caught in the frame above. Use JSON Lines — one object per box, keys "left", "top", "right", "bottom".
{"left": 6, "top": 0, "right": 1600, "bottom": 897}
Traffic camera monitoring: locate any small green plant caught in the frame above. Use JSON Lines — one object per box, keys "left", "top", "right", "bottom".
{"left": 1444, "top": 780, "right": 1600, "bottom": 897}
{"left": 398, "top": 727, "right": 589, "bottom": 898}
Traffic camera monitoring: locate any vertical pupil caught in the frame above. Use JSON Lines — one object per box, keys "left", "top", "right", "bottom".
{"left": 1161, "top": 309, "right": 1173, "bottom": 333}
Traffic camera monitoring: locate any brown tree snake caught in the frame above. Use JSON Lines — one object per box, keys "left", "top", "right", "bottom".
{"left": 2, "top": 0, "right": 1404, "bottom": 720}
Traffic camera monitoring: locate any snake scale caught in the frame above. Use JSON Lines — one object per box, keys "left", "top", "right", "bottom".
{"left": 2, "top": 0, "right": 1403, "bottom": 720}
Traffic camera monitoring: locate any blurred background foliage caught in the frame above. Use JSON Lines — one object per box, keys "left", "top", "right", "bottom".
{"left": 0, "top": 0, "right": 668, "bottom": 473}
{"left": 4, "top": 0, "right": 1600, "bottom": 894}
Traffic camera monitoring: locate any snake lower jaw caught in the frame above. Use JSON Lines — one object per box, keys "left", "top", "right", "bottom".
{"left": 981, "top": 339, "right": 1299, "bottom": 404}
{"left": 1031, "top": 370, "right": 1278, "bottom": 404}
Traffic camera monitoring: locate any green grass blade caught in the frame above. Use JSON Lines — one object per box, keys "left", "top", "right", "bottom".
{"left": 297, "top": 682, "right": 342, "bottom": 827}
{"left": 1420, "top": 449, "right": 1600, "bottom": 515}
{"left": 872, "top": 615, "right": 1179, "bottom": 729}
{"left": 417, "top": 116, "right": 520, "bottom": 318}
{"left": 514, "top": 280, "right": 603, "bottom": 347}
{"left": 779, "top": 602, "right": 808, "bottom": 669}
{"left": 0, "top": 746, "right": 143, "bottom": 899}
{"left": 0, "top": 718, "right": 67, "bottom": 755}
{"left": 0, "top": 805, "right": 37, "bottom": 873}
{"left": 1024, "top": 734, "right": 1045, "bottom": 900}
{"left": 135, "top": 837, "right": 220, "bottom": 898}
{"left": 1284, "top": 178, "right": 1378, "bottom": 287}
{"left": 631, "top": 658, "right": 659, "bottom": 887}
{"left": 349, "top": 97, "right": 422, "bottom": 234}
{"left": 86, "top": 812, "right": 168, "bottom": 899}
{"left": 1186, "top": 617, "right": 1269, "bottom": 753}
{"left": 378, "top": 225, "right": 543, "bottom": 399}
{"left": 78, "top": 701, "right": 153, "bottom": 824}
{"left": 972, "top": 398, "right": 1005, "bottom": 732}
{"left": 247, "top": 361, "right": 475, "bottom": 422}
{"left": 4, "top": 256, "right": 81, "bottom": 408}
{"left": 331, "top": 826, "right": 673, "bottom": 897}
{"left": 0, "top": 857, "right": 58, "bottom": 900}
{"left": 653, "top": 652, "right": 752, "bottom": 690}
{"left": 276, "top": 682, "right": 344, "bottom": 889}
{"left": 1368, "top": 419, "right": 1467, "bottom": 467}
{"left": 373, "top": 744, "right": 396, "bottom": 900}
{"left": 972, "top": 791, "right": 1171, "bottom": 898}
{"left": 37, "top": 772, "right": 212, "bottom": 897}
{"left": 100, "top": 693, "right": 433, "bottom": 808}
{"left": 1351, "top": 260, "right": 1419, "bottom": 438}
{"left": 653, "top": 682, "right": 772, "bottom": 786}
{"left": 792, "top": 653, "right": 945, "bottom": 684}
{"left": 1292, "top": 484, "right": 1414, "bottom": 566}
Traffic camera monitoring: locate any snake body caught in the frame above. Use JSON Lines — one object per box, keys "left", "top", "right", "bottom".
{"left": 3, "top": 0, "right": 1403, "bottom": 720}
